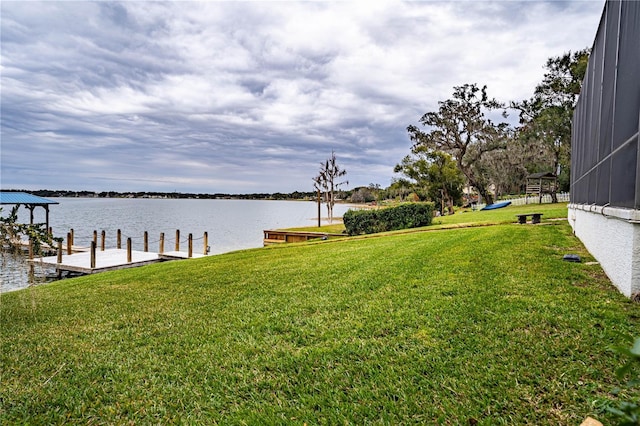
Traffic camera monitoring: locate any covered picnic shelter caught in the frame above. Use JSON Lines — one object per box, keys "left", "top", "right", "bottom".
{"left": 0, "top": 192, "right": 59, "bottom": 230}
{"left": 525, "top": 172, "right": 558, "bottom": 203}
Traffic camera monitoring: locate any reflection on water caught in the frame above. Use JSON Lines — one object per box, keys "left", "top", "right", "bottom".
{"left": 1, "top": 198, "right": 352, "bottom": 293}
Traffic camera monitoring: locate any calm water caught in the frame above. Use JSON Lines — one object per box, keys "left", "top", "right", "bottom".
{"left": 1, "top": 198, "right": 352, "bottom": 293}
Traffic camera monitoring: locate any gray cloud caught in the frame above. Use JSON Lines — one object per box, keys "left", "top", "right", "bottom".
{"left": 1, "top": 0, "right": 604, "bottom": 193}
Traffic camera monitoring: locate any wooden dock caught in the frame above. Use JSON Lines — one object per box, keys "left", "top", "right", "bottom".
{"left": 26, "top": 228, "right": 210, "bottom": 275}
{"left": 34, "top": 249, "right": 207, "bottom": 274}
{"left": 35, "top": 249, "right": 160, "bottom": 274}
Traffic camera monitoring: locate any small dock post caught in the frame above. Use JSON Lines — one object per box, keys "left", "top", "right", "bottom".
{"left": 93, "top": 230, "right": 97, "bottom": 247}
{"left": 117, "top": 229, "right": 122, "bottom": 249}
{"left": 57, "top": 240, "right": 62, "bottom": 278}
{"left": 66, "top": 232, "right": 72, "bottom": 255}
{"left": 127, "top": 238, "right": 132, "bottom": 263}
{"left": 70, "top": 228, "right": 74, "bottom": 247}
{"left": 101, "top": 230, "right": 106, "bottom": 251}
{"left": 90, "top": 241, "right": 96, "bottom": 269}
{"left": 28, "top": 238, "right": 34, "bottom": 280}
{"left": 159, "top": 233, "right": 165, "bottom": 254}
{"left": 175, "top": 230, "right": 180, "bottom": 251}
{"left": 144, "top": 231, "right": 148, "bottom": 252}
{"left": 188, "top": 233, "right": 193, "bottom": 258}
{"left": 203, "top": 232, "right": 208, "bottom": 255}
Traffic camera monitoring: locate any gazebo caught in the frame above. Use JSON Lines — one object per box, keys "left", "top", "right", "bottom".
{"left": 0, "top": 192, "right": 59, "bottom": 230}
{"left": 525, "top": 172, "right": 558, "bottom": 203}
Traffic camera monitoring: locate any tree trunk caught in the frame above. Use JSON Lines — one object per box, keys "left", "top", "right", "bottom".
{"left": 476, "top": 184, "right": 495, "bottom": 206}
{"left": 552, "top": 155, "right": 560, "bottom": 203}
{"left": 325, "top": 191, "right": 333, "bottom": 224}
{"left": 442, "top": 186, "right": 455, "bottom": 215}
{"left": 459, "top": 162, "right": 494, "bottom": 205}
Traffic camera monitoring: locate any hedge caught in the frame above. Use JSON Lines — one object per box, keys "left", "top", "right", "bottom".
{"left": 343, "top": 202, "right": 434, "bottom": 236}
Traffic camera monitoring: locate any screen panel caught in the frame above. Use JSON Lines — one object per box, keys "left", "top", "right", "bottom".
{"left": 613, "top": 1, "right": 640, "bottom": 150}
{"left": 571, "top": 1, "right": 640, "bottom": 209}
{"left": 596, "top": 157, "right": 611, "bottom": 205}
{"left": 610, "top": 138, "right": 638, "bottom": 208}
{"left": 599, "top": 0, "right": 619, "bottom": 160}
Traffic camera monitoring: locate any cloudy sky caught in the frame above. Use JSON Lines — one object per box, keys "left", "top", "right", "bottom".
{"left": 1, "top": 0, "right": 604, "bottom": 194}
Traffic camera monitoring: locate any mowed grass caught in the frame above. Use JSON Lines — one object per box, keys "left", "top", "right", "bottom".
{"left": 432, "top": 202, "right": 569, "bottom": 228}
{"left": 1, "top": 218, "right": 639, "bottom": 424}
{"left": 288, "top": 202, "right": 569, "bottom": 234}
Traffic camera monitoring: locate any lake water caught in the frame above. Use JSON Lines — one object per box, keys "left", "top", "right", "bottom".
{"left": 1, "top": 198, "right": 353, "bottom": 293}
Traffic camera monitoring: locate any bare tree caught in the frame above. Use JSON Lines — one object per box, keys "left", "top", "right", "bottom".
{"left": 314, "top": 151, "right": 348, "bottom": 223}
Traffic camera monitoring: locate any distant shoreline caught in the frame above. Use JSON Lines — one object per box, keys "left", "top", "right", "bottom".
{"left": 0, "top": 189, "right": 362, "bottom": 205}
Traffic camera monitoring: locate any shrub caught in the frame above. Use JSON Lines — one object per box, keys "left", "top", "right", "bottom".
{"left": 342, "top": 208, "right": 380, "bottom": 235}
{"left": 343, "top": 202, "right": 434, "bottom": 236}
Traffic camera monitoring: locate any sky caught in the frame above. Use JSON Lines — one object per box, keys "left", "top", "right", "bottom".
{"left": 1, "top": 0, "right": 605, "bottom": 194}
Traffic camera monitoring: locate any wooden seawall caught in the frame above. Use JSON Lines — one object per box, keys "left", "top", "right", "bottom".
{"left": 263, "top": 230, "right": 344, "bottom": 246}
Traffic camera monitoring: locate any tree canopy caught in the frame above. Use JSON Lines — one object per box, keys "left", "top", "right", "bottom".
{"left": 512, "top": 49, "right": 590, "bottom": 191}
{"left": 394, "top": 150, "right": 464, "bottom": 215}
{"left": 407, "top": 84, "right": 510, "bottom": 205}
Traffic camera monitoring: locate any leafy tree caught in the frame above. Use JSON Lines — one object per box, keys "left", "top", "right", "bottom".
{"left": 481, "top": 128, "right": 551, "bottom": 198}
{"left": 512, "top": 49, "right": 590, "bottom": 192}
{"left": 350, "top": 187, "right": 376, "bottom": 204}
{"left": 395, "top": 150, "right": 464, "bottom": 215}
{"left": 386, "top": 178, "right": 414, "bottom": 202}
{"left": 313, "top": 151, "right": 348, "bottom": 223}
{"left": 408, "top": 84, "right": 510, "bottom": 205}
{"left": 0, "top": 206, "right": 61, "bottom": 255}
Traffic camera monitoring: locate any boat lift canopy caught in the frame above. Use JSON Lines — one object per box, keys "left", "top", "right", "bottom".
{"left": 0, "top": 192, "right": 59, "bottom": 230}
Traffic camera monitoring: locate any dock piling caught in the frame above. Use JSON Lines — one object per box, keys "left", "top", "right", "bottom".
{"left": 28, "top": 239, "right": 34, "bottom": 279}
{"left": 117, "top": 229, "right": 122, "bottom": 249}
{"left": 57, "top": 240, "right": 62, "bottom": 278}
{"left": 90, "top": 241, "right": 96, "bottom": 268}
{"left": 32, "top": 227, "right": 208, "bottom": 276}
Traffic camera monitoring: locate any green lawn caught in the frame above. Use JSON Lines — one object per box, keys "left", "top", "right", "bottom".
{"left": 432, "top": 202, "right": 569, "bottom": 227}
{"left": 1, "top": 211, "right": 638, "bottom": 424}
{"left": 290, "top": 202, "right": 569, "bottom": 234}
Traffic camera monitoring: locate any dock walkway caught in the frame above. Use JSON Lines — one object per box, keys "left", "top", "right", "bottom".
{"left": 35, "top": 249, "right": 206, "bottom": 274}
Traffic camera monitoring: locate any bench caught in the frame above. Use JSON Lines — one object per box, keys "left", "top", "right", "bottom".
{"left": 516, "top": 213, "right": 543, "bottom": 224}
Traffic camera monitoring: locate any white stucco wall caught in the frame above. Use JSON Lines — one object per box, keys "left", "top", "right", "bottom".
{"left": 568, "top": 204, "right": 640, "bottom": 298}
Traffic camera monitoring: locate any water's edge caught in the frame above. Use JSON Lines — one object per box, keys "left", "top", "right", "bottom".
{"left": 1, "top": 198, "right": 352, "bottom": 293}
